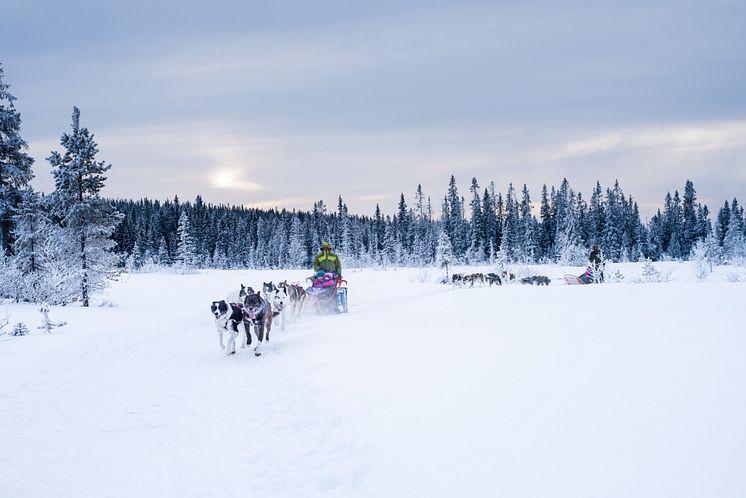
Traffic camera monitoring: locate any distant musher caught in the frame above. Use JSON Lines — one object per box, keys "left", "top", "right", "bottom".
{"left": 588, "top": 244, "right": 606, "bottom": 283}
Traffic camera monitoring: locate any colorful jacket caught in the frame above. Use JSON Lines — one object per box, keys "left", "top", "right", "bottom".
{"left": 313, "top": 251, "right": 342, "bottom": 276}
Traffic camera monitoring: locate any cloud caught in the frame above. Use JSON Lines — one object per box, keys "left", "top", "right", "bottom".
{"left": 553, "top": 122, "right": 746, "bottom": 159}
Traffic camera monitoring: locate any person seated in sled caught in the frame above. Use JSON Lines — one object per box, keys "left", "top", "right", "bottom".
{"left": 313, "top": 242, "right": 342, "bottom": 283}
{"left": 588, "top": 244, "right": 606, "bottom": 283}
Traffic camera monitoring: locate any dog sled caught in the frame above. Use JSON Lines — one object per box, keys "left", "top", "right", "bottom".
{"left": 305, "top": 272, "right": 348, "bottom": 314}
{"left": 563, "top": 266, "right": 599, "bottom": 285}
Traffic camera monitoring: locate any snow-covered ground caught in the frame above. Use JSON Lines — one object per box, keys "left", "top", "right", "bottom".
{"left": 1, "top": 262, "right": 745, "bottom": 498}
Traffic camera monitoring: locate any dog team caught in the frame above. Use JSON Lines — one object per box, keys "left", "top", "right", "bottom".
{"left": 210, "top": 280, "right": 307, "bottom": 357}
{"left": 452, "top": 270, "right": 550, "bottom": 287}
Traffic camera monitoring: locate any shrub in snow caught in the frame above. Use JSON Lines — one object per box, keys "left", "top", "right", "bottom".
{"left": 12, "top": 322, "right": 29, "bottom": 336}
{"left": 37, "top": 303, "right": 67, "bottom": 334}
{"left": 690, "top": 240, "right": 711, "bottom": 281}
{"left": 640, "top": 259, "right": 664, "bottom": 283}
{"left": 724, "top": 271, "right": 744, "bottom": 283}
{"left": 607, "top": 270, "right": 625, "bottom": 283}
{"left": 411, "top": 268, "right": 430, "bottom": 284}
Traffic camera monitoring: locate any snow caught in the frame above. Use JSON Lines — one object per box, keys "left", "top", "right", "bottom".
{"left": 1, "top": 262, "right": 746, "bottom": 498}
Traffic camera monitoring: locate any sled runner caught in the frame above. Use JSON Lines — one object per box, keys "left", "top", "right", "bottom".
{"left": 306, "top": 274, "right": 348, "bottom": 314}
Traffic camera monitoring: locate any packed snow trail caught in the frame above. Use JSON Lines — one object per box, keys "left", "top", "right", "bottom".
{"left": 2, "top": 265, "right": 746, "bottom": 498}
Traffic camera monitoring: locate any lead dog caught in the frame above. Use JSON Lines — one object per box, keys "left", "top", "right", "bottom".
{"left": 211, "top": 300, "right": 250, "bottom": 356}
{"left": 243, "top": 292, "right": 273, "bottom": 346}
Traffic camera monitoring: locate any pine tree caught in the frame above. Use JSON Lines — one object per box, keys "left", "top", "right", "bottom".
{"left": 555, "top": 193, "right": 586, "bottom": 265}
{"left": 468, "top": 178, "right": 483, "bottom": 261}
{"left": 716, "top": 200, "right": 731, "bottom": 246}
{"left": 0, "top": 64, "right": 35, "bottom": 256}
{"left": 723, "top": 205, "right": 746, "bottom": 262}
{"left": 443, "top": 175, "right": 468, "bottom": 258}
{"left": 482, "top": 184, "right": 498, "bottom": 260}
{"left": 519, "top": 184, "right": 536, "bottom": 261}
{"left": 436, "top": 231, "right": 453, "bottom": 280}
{"left": 157, "top": 236, "right": 169, "bottom": 265}
{"left": 47, "top": 107, "right": 123, "bottom": 306}
{"left": 11, "top": 188, "right": 48, "bottom": 284}
{"left": 681, "top": 180, "right": 698, "bottom": 256}
{"left": 176, "top": 211, "right": 197, "bottom": 266}
{"left": 502, "top": 183, "right": 520, "bottom": 261}
{"left": 588, "top": 181, "right": 605, "bottom": 245}
{"left": 288, "top": 214, "right": 306, "bottom": 267}
{"left": 538, "top": 184, "right": 553, "bottom": 260}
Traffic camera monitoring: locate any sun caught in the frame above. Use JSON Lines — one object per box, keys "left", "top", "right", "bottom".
{"left": 211, "top": 170, "right": 235, "bottom": 189}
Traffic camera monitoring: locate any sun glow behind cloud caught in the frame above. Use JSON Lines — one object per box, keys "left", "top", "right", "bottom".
{"left": 209, "top": 169, "right": 263, "bottom": 191}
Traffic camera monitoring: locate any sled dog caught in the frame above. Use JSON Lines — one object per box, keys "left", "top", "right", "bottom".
{"left": 485, "top": 272, "right": 502, "bottom": 286}
{"left": 278, "top": 281, "right": 307, "bottom": 318}
{"left": 211, "top": 300, "right": 250, "bottom": 356}
{"left": 243, "top": 292, "right": 273, "bottom": 347}
{"left": 270, "top": 286, "right": 289, "bottom": 331}
{"left": 226, "top": 284, "right": 254, "bottom": 304}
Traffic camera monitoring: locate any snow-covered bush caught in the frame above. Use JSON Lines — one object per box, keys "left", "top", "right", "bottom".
{"left": 640, "top": 260, "right": 663, "bottom": 283}
{"left": 38, "top": 303, "right": 67, "bottom": 334}
{"left": 411, "top": 268, "right": 431, "bottom": 284}
{"left": 690, "top": 240, "right": 711, "bottom": 281}
{"left": 724, "top": 271, "right": 744, "bottom": 283}
{"left": 606, "top": 270, "right": 625, "bottom": 283}
{"left": 12, "top": 322, "right": 29, "bottom": 336}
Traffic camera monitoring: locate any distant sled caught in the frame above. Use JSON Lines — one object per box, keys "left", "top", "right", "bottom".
{"left": 563, "top": 274, "right": 582, "bottom": 285}
{"left": 564, "top": 267, "right": 596, "bottom": 285}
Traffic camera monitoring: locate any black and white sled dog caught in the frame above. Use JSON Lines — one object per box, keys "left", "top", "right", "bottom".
{"left": 269, "top": 286, "right": 289, "bottom": 331}
{"left": 243, "top": 292, "right": 274, "bottom": 345}
{"left": 226, "top": 284, "right": 254, "bottom": 304}
{"left": 210, "top": 300, "right": 260, "bottom": 356}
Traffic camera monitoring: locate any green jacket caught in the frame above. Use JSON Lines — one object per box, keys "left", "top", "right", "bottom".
{"left": 313, "top": 251, "right": 342, "bottom": 276}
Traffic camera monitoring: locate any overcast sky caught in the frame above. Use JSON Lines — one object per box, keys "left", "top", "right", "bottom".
{"left": 3, "top": 0, "right": 746, "bottom": 218}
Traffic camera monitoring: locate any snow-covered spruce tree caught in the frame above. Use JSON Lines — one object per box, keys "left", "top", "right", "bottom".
{"left": 10, "top": 188, "right": 50, "bottom": 301}
{"left": 640, "top": 258, "right": 663, "bottom": 283}
{"left": 722, "top": 205, "right": 746, "bottom": 263}
{"left": 176, "top": 210, "right": 197, "bottom": 267}
{"left": 0, "top": 65, "right": 35, "bottom": 258}
{"left": 555, "top": 191, "right": 586, "bottom": 265}
{"left": 690, "top": 239, "right": 710, "bottom": 281}
{"left": 157, "top": 236, "right": 169, "bottom": 265}
{"left": 47, "top": 107, "right": 123, "bottom": 307}
{"left": 12, "top": 322, "right": 29, "bottom": 336}
{"left": 125, "top": 241, "right": 142, "bottom": 272}
{"left": 436, "top": 231, "right": 454, "bottom": 281}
